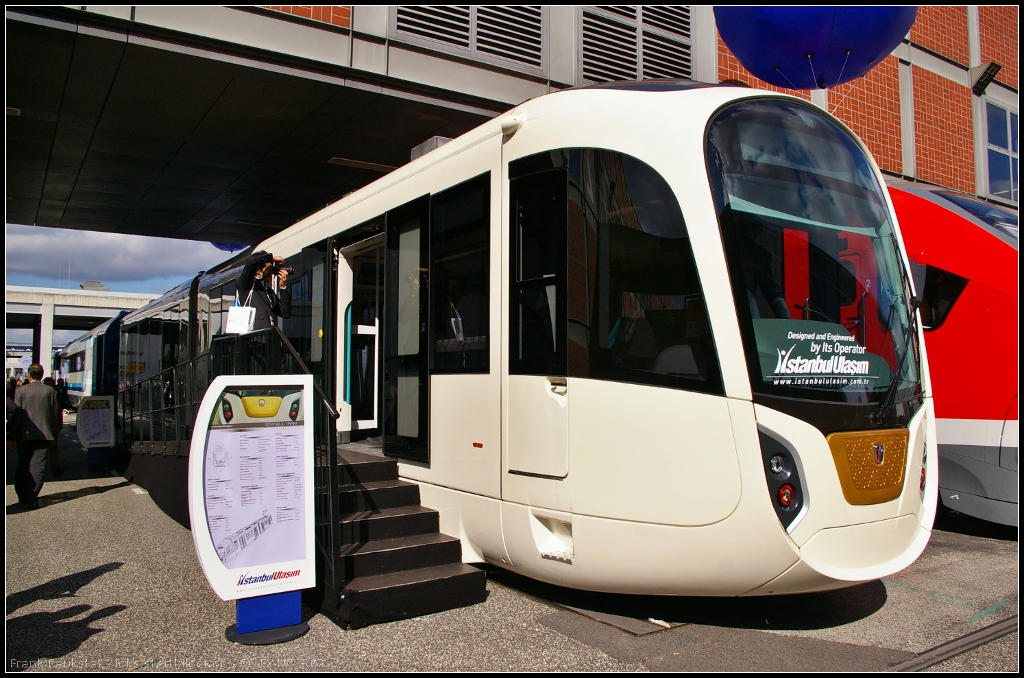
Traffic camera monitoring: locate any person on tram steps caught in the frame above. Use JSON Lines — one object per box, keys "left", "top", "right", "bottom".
{"left": 238, "top": 251, "right": 292, "bottom": 330}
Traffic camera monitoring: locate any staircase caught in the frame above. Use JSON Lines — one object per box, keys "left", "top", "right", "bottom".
{"left": 329, "top": 446, "right": 488, "bottom": 629}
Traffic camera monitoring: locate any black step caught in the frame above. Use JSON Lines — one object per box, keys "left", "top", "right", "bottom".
{"left": 339, "top": 533, "right": 463, "bottom": 579}
{"left": 339, "top": 505, "right": 439, "bottom": 545}
{"left": 338, "top": 448, "right": 397, "bottom": 485}
{"left": 339, "top": 563, "right": 487, "bottom": 629}
{"left": 338, "top": 479, "right": 421, "bottom": 513}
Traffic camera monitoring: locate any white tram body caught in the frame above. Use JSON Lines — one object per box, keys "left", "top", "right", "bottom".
{"left": 258, "top": 84, "right": 937, "bottom": 596}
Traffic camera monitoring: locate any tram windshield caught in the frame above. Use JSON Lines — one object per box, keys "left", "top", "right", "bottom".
{"left": 707, "top": 100, "right": 921, "bottom": 404}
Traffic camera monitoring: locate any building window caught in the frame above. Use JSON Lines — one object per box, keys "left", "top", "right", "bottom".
{"left": 985, "top": 101, "right": 1019, "bottom": 204}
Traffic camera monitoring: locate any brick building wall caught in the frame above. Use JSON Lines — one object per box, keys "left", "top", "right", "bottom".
{"left": 913, "top": 67, "right": 975, "bottom": 193}
{"left": 979, "top": 6, "right": 1018, "bottom": 89}
{"left": 261, "top": 5, "right": 351, "bottom": 29}
{"left": 829, "top": 55, "right": 903, "bottom": 175}
{"left": 910, "top": 5, "right": 969, "bottom": 66}
{"left": 716, "top": 37, "right": 811, "bottom": 102}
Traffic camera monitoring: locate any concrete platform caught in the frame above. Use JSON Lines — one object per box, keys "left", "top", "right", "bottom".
{"left": 5, "top": 428, "right": 1018, "bottom": 672}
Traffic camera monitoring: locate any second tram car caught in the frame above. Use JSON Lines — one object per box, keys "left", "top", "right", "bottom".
{"left": 118, "top": 83, "right": 937, "bottom": 596}
{"left": 887, "top": 181, "right": 1018, "bottom": 526}
{"left": 57, "top": 310, "right": 128, "bottom": 407}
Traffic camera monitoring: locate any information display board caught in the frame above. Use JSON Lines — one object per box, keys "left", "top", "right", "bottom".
{"left": 77, "top": 396, "right": 115, "bottom": 448}
{"left": 188, "top": 375, "right": 315, "bottom": 601}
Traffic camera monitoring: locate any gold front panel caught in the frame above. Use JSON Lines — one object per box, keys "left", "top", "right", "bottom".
{"left": 826, "top": 429, "right": 909, "bottom": 505}
{"left": 240, "top": 396, "right": 282, "bottom": 418}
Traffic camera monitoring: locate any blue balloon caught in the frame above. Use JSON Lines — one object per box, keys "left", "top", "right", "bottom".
{"left": 715, "top": 6, "right": 918, "bottom": 90}
{"left": 212, "top": 242, "right": 247, "bottom": 252}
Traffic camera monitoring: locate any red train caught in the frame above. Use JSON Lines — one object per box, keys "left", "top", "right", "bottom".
{"left": 887, "top": 180, "right": 1018, "bottom": 526}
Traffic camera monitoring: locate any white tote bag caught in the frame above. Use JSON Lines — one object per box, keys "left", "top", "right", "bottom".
{"left": 225, "top": 290, "right": 256, "bottom": 334}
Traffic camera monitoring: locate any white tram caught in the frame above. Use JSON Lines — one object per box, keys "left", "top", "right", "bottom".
{"left": 255, "top": 82, "right": 937, "bottom": 596}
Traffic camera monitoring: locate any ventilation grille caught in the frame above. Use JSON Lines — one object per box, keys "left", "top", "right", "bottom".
{"left": 599, "top": 6, "right": 637, "bottom": 21}
{"left": 582, "top": 12, "right": 638, "bottom": 82}
{"left": 394, "top": 6, "right": 544, "bottom": 70}
{"left": 642, "top": 31, "right": 692, "bottom": 79}
{"left": 582, "top": 6, "right": 693, "bottom": 83}
{"left": 396, "top": 6, "right": 471, "bottom": 49}
{"left": 641, "top": 6, "right": 690, "bottom": 39}
{"left": 477, "top": 6, "right": 543, "bottom": 68}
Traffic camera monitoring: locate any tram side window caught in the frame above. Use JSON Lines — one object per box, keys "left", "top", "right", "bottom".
{"left": 430, "top": 173, "right": 490, "bottom": 374}
{"left": 510, "top": 169, "right": 567, "bottom": 376}
{"left": 509, "top": 149, "right": 723, "bottom": 395}
{"left": 162, "top": 312, "right": 179, "bottom": 370}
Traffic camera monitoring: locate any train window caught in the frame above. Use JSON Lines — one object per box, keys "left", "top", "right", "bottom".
{"left": 918, "top": 265, "right": 968, "bottom": 332}
{"left": 707, "top": 99, "right": 921, "bottom": 404}
{"left": 430, "top": 173, "right": 490, "bottom": 374}
{"left": 162, "top": 313, "right": 179, "bottom": 370}
{"left": 571, "top": 150, "right": 722, "bottom": 393}
{"left": 383, "top": 197, "right": 431, "bottom": 462}
{"left": 510, "top": 169, "right": 567, "bottom": 376}
{"left": 509, "top": 150, "right": 723, "bottom": 394}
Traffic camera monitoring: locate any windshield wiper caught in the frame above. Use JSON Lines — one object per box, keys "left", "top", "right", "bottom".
{"left": 870, "top": 295, "right": 921, "bottom": 426}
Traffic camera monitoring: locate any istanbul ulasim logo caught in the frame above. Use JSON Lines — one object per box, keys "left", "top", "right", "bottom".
{"left": 874, "top": 443, "right": 885, "bottom": 465}
{"left": 774, "top": 345, "right": 871, "bottom": 376}
{"left": 237, "top": 570, "right": 301, "bottom": 586}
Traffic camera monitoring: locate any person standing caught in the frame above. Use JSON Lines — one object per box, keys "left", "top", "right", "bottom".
{"left": 55, "top": 378, "right": 70, "bottom": 412}
{"left": 238, "top": 251, "right": 292, "bottom": 330}
{"left": 13, "top": 364, "right": 63, "bottom": 509}
{"left": 41, "top": 377, "right": 66, "bottom": 477}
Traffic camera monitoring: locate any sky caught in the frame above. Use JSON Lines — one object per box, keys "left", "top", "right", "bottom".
{"left": 6, "top": 223, "right": 242, "bottom": 347}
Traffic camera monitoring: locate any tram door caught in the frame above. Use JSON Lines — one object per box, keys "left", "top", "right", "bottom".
{"left": 343, "top": 239, "right": 383, "bottom": 433}
{"left": 382, "top": 198, "right": 431, "bottom": 462}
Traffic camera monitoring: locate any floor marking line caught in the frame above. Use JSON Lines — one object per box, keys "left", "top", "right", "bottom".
{"left": 970, "top": 601, "right": 1008, "bottom": 621}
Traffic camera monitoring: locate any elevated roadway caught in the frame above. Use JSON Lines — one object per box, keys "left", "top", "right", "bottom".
{"left": 6, "top": 285, "right": 159, "bottom": 367}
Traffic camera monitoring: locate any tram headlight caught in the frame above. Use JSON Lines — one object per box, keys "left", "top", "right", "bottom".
{"left": 759, "top": 430, "right": 805, "bottom": 530}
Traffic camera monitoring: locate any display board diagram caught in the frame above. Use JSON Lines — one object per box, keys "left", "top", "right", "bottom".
{"left": 189, "top": 375, "right": 315, "bottom": 601}
{"left": 204, "top": 392, "right": 305, "bottom": 570}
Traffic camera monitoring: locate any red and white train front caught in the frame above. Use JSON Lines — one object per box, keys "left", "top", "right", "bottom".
{"left": 888, "top": 181, "right": 1018, "bottom": 526}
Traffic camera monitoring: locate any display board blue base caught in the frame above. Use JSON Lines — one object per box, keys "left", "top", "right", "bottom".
{"left": 87, "top": 447, "right": 112, "bottom": 472}
{"left": 236, "top": 590, "right": 302, "bottom": 634}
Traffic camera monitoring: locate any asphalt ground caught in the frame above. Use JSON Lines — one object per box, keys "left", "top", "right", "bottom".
{"left": 6, "top": 422, "right": 1019, "bottom": 672}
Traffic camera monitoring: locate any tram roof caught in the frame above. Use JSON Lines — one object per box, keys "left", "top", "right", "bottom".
{"left": 255, "top": 83, "right": 783, "bottom": 258}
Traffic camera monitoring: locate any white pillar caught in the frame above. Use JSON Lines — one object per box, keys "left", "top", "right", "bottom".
{"left": 40, "top": 298, "right": 55, "bottom": 376}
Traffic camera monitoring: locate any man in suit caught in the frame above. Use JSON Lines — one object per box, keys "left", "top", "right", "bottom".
{"left": 13, "top": 364, "right": 63, "bottom": 509}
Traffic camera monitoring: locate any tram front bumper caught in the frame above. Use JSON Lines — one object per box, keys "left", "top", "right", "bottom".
{"left": 741, "top": 513, "right": 931, "bottom": 596}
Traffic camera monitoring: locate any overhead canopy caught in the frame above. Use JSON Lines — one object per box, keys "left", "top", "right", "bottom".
{"left": 6, "top": 15, "right": 495, "bottom": 246}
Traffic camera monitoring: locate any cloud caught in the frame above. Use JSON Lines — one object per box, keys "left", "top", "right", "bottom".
{"left": 5, "top": 224, "right": 237, "bottom": 291}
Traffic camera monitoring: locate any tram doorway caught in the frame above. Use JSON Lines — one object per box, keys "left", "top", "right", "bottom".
{"left": 340, "top": 237, "right": 384, "bottom": 439}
